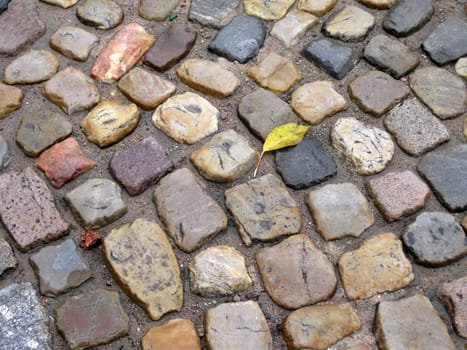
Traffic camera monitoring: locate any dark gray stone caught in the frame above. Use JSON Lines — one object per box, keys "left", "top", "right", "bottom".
{"left": 208, "top": 15, "right": 266, "bottom": 63}
{"left": 77, "top": 0, "right": 123, "bottom": 30}
{"left": 0, "top": 0, "right": 10, "bottom": 15}
{"left": 422, "top": 17, "right": 467, "bottom": 65}
{"left": 275, "top": 138, "right": 336, "bottom": 190}
{"left": 302, "top": 38, "right": 360, "bottom": 79}
{"left": 0, "top": 134, "right": 10, "bottom": 170}
{"left": 383, "top": 0, "right": 433, "bottom": 37}
{"left": 189, "top": 0, "right": 240, "bottom": 28}
{"left": 417, "top": 145, "right": 467, "bottom": 212}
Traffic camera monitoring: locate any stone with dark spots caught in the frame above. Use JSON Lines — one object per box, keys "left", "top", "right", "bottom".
{"left": 0, "top": 237, "right": 17, "bottom": 276}
{"left": 438, "top": 276, "right": 467, "bottom": 338}
{"left": 76, "top": 0, "right": 123, "bottom": 30}
{"left": 0, "top": 0, "right": 10, "bottom": 14}
{"left": 383, "top": 0, "right": 433, "bottom": 37}
{"left": 0, "top": 134, "right": 10, "bottom": 170}
{"left": 189, "top": 0, "right": 240, "bottom": 28}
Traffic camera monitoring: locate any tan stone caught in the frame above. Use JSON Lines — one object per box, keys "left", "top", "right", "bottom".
{"left": 3, "top": 50, "right": 59, "bottom": 84}
{"left": 271, "top": 9, "right": 318, "bottom": 48}
{"left": 298, "top": 0, "right": 337, "bottom": 16}
{"left": 324, "top": 6, "right": 375, "bottom": 42}
{"left": 455, "top": 57, "right": 467, "bottom": 79}
{"left": 464, "top": 116, "right": 467, "bottom": 139}
{"left": 142, "top": 319, "right": 201, "bottom": 350}
{"left": 357, "top": 0, "right": 397, "bottom": 9}
{"left": 0, "top": 83, "right": 23, "bottom": 119}
{"left": 40, "top": 0, "right": 79, "bottom": 8}
{"left": 462, "top": 216, "right": 467, "bottom": 231}
{"left": 244, "top": 0, "right": 295, "bottom": 20}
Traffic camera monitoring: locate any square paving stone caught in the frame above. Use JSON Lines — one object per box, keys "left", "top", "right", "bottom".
{"left": 0, "top": 167, "right": 69, "bottom": 252}
{"left": 271, "top": 9, "right": 317, "bottom": 48}
{"left": 383, "top": 0, "right": 433, "bottom": 37}
{"left": 153, "top": 168, "right": 227, "bottom": 252}
{"left": 323, "top": 6, "right": 375, "bottom": 42}
{"left": 0, "top": 82, "right": 23, "bottom": 119}
{"left": 0, "top": 237, "right": 17, "bottom": 277}
{"left": 189, "top": 0, "right": 240, "bottom": 28}
{"left": 225, "top": 174, "right": 301, "bottom": 245}
{"left": 50, "top": 26, "right": 99, "bottom": 62}
{"left": 142, "top": 319, "right": 201, "bottom": 350}
{"left": 438, "top": 276, "right": 467, "bottom": 338}
{"left": 110, "top": 136, "right": 174, "bottom": 196}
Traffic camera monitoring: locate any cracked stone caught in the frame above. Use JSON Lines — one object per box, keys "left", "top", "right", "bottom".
{"left": 0, "top": 237, "right": 17, "bottom": 276}
{"left": 0, "top": 83, "right": 23, "bottom": 119}
{"left": 270, "top": 9, "right": 317, "bottom": 48}
{"left": 189, "top": 0, "right": 240, "bottom": 28}
{"left": 244, "top": 0, "right": 295, "bottom": 20}
{"left": 3, "top": 50, "right": 58, "bottom": 84}
{"left": 50, "top": 26, "right": 99, "bottom": 62}
{"left": 77, "top": 0, "right": 123, "bottom": 30}
{"left": 438, "top": 276, "right": 467, "bottom": 338}
{"left": 139, "top": 0, "right": 180, "bottom": 20}
{"left": 383, "top": 0, "right": 433, "bottom": 37}
{"left": 142, "top": 319, "right": 201, "bottom": 350}
{"left": 323, "top": 6, "right": 375, "bottom": 42}
{"left": 298, "top": 0, "right": 336, "bottom": 16}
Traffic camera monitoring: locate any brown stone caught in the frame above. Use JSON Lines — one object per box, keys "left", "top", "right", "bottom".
{"left": 438, "top": 276, "right": 467, "bottom": 338}
{"left": 49, "top": 26, "right": 99, "bottom": 62}
{"left": 462, "top": 216, "right": 467, "bottom": 231}
{"left": 142, "top": 319, "right": 201, "bottom": 350}
{"left": 0, "top": 83, "right": 23, "bottom": 119}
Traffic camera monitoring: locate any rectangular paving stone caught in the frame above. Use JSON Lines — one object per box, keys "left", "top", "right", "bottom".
{"left": 383, "top": 0, "right": 433, "bottom": 37}
{"left": 142, "top": 319, "right": 201, "bottom": 350}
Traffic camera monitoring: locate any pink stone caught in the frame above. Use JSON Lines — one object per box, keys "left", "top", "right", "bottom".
{"left": 438, "top": 276, "right": 467, "bottom": 338}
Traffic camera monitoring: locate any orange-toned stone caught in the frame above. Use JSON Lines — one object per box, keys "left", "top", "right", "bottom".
{"left": 141, "top": 319, "right": 201, "bottom": 350}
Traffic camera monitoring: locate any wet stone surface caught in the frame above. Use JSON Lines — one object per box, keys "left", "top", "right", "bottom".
{"left": 189, "top": 0, "right": 240, "bottom": 28}
{"left": 438, "top": 276, "right": 467, "bottom": 338}
{"left": 323, "top": 6, "right": 375, "bottom": 42}
{"left": 77, "top": 0, "right": 123, "bottom": 30}
{"left": 0, "top": 237, "right": 17, "bottom": 276}
{"left": 141, "top": 319, "right": 202, "bottom": 350}
{"left": 383, "top": 0, "right": 433, "bottom": 37}
{"left": 49, "top": 26, "right": 99, "bottom": 62}
{"left": 0, "top": 82, "right": 23, "bottom": 119}
{"left": 3, "top": 50, "right": 58, "bottom": 84}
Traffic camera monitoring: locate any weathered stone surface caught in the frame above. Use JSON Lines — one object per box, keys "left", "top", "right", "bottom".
{"left": 30, "top": 239, "right": 92, "bottom": 297}
{"left": 50, "top": 26, "right": 98, "bottom": 62}
{"left": 153, "top": 92, "right": 219, "bottom": 144}
{"left": 177, "top": 58, "right": 240, "bottom": 97}
{"left": 190, "top": 129, "right": 258, "bottom": 182}
{"left": 56, "top": 289, "right": 129, "bottom": 349}
{"left": 92, "top": 23, "right": 154, "bottom": 83}
{"left": 298, "top": 0, "right": 336, "bottom": 16}
{"left": 0, "top": 0, "right": 45, "bottom": 57}
{"left": 225, "top": 174, "right": 301, "bottom": 245}
{"left": 189, "top": 245, "right": 252, "bottom": 296}
{"left": 153, "top": 168, "right": 227, "bottom": 252}
{"left": 3, "top": 50, "right": 58, "bottom": 84}
{"left": 64, "top": 178, "right": 127, "bottom": 229}
{"left": 417, "top": 145, "right": 467, "bottom": 211}
{"left": 306, "top": 183, "right": 374, "bottom": 241}
{"left": 303, "top": 38, "right": 360, "bottom": 79}
{"left": 238, "top": 88, "right": 298, "bottom": 140}
{"left": 205, "top": 301, "right": 272, "bottom": 350}
{"left": 36, "top": 137, "right": 95, "bottom": 189}
{"left": 455, "top": 57, "right": 467, "bottom": 79}
{"left": 403, "top": 212, "right": 467, "bottom": 266}
{"left": 291, "top": 81, "right": 348, "bottom": 124}
{"left": 0, "top": 283, "right": 51, "bottom": 350}
{"left": 42, "top": 67, "right": 99, "bottom": 115}
{"left": 145, "top": 24, "right": 197, "bottom": 72}
{"left": 422, "top": 17, "right": 467, "bottom": 65}
{"left": 363, "top": 35, "right": 419, "bottom": 78}
{"left": 324, "top": 6, "right": 375, "bottom": 42}
{"left": 338, "top": 233, "right": 414, "bottom": 300}
{"left": 208, "top": 16, "right": 266, "bottom": 63}
{"left": 375, "top": 294, "right": 457, "bottom": 350}
{"left": 383, "top": 0, "right": 433, "bottom": 37}
{"left": 331, "top": 117, "right": 394, "bottom": 175}
{"left": 276, "top": 138, "right": 336, "bottom": 190}
{"left": 0, "top": 167, "right": 68, "bottom": 252}
{"left": 0, "top": 134, "right": 9, "bottom": 170}
{"left": 384, "top": 99, "right": 449, "bottom": 156}
{"left": 77, "top": 0, "right": 123, "bottom": 30}
{"left": 0, "top": 83, "right": 23, "bottom": 119}
{"left": 357, "top": 0, "right": 396, "bottom": 9}
{"left": 142, "top": 319, "right": 201, "bottom": 350}
{"left": 139, "top": 0, "right": 180, "bottom": 20}
{"left": 271, "top": 9, "right": 317, "bottom": 48}
{"left": 248, "top": 52, "right": 301, "bottom": 93}
{"left": 41, "top": 0, "right": 78, "bottom": 8}
{"left": 109, "top": 136, "right": 173, "bottom": 196}
{"left": 189, "top": 0, "right": 239, "bottom": 28}
{"left": 81, "top": 100, "right": 140, "bottom": 148}
{"left": 438, "top": 276, "right": 467, "bottom": 338}
{"left": 244, "top": 0, "right": 295, "bottom": 20}
{"left": 256, "top": 234, "right": 336, "bottom": 309}
{"left": 283, "top": 303, "right": 361, "bottom": 349}
{"left": 104, "top": 218, "right": 183, "bottom": 320}
{"left": 0, "top": 237, "right": 17, "bottom": 276}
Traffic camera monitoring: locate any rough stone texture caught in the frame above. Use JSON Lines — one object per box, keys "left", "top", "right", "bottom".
{"left": 205, "top": 301, "right": 272, "bottom": 350}
{"left": 357, "top": 0, "right": 396, "bottom": 9}
{"left": 422, "top": 17, "right": 467, "bottom": 65}
{"left": 144, "top": 24, "right": 197, "bottom": 72}
{"left": 117, "top": 67, "right": 176, "bottom": 110}
{"left": 225, "top": 174, "right": 301, "bottom": 245}
{"left": 363, "top": 35, "right": 419, "bottom": 78}
{"left": 275, "top": 138, "right": 336, "bottom": 189}
{"left": 338, "top": 233, "right": 414, "bottom": 300}
{"left": 302, "top": 38, "right": 360, "bottom": 79}
{"left": 30, "top": 239, "right": 92, "bottom": 297}
{"left": 103, "top": 218, "right": 183, "bottom": 320}
{"left": 248, "top": 52, "right": 301, "bottom": 93}
{"left": 383, "top": 0, "right": 434, "bottom": 37}
{"left": 256, "top": 234, "right": 337, "bottom": 309}
{"left": 0, "top": 283, "right": 51, "bottom": 350}
{"left": 298, "top": 0, "right": 336, "bottom": 16}
{"left": 271, "top": 9, "right": 317, "bottom": 48}
{"left": 42, "top": 67, "right": 100, "bottom": 115}
{"left": 177, "top": 58, "right": 240, "bottom": 97}
{"left": 91, "top": 23, "right": 154, "bottom": 83}
{"left": 367, "top": 171, "right": 431, "bottom": 222}
{"left": 331, "top": 117, "right": 394, "bottom": 175}
{"left": 0, "top": 237, "right": 17, "bottom": 276}
{"left": 323, "top": 6, "right": 375, "bottom": 42}
{"left": 189, "top": 0, "right": 240, "bottom": 28}
{"left": 139, "top": 0, "right": 180, "bottom": 20}
{"left": 109, "top": 136, "right": 174, "bottom": 196}
{"left": 36, "top": 137, "right": 95, "bottom": 189}
{"left": 142, "top": 319, "right": 201, "bottom": 350}
{"left": 306, "top": 183, "right": 374, "bottom": 241}
{"left": 0, "top": 134, "right": 9, "bottom": 169}
{"left": 375, "top": 294, "right": 457, "bottom": 350}
{"left": 50, "top": 26, "right": 99, "bottom": 62}
{"left": 0, "top": 83, "right": 23, "bottom": 119}
{"left": 238, "top": 88, "right": 298, "bottom": 140}
{"left": 0, "top": 167, "right": 68, "bottom": 252}
{"left": 0, "top": 0, "right": 46, "bottom": 57}
{"left": 244, "top": 0, "right": 295, "bottom": 20}
{"left": 190, "top": 129, "right": 258, "bottom": 182}
{"left": 283, "top": 303, "right": 361, "bottom": 349}
{"left": 3, "top": 50, "right": 58, "bottom": 84}
{"left": 41, "top": 0, "right": 78, "bottom": 8}
{"left": 153, "top": 168, "right": 227, "bottom": 252}
{"left": 291, "top": 81, "right": 348, "bottom": 124}
{"left": 81, "top": 100, "right": 140, "bottom": 148}
{"left": 77, "top": 0, "right": 123, "bottom": 30}
{"left": 384, "top": 98, "right": 449, "bottom": 156}
{"left": 417, "top": 144, "right": 467, "bottom": 211}
{"left": 402, "top": 212, "right": 467, "bottom": 266}
{"left": 55, "top": 289, "right": 129, "bottom": 349}
{"left": 0, "top": 0, "right": 10, "bottom": 14}
{"left": 208, "top": 15, "right": 266, "bottom": 63}
{"left": 455, "top": 57, "right": 467, "bottom": 79}
{"left": 64, "top": 178, "right": 128, "bottom": 229}
{"left": 189, "top": 245, "right": 252, "bottom": 296}
{"left": 152, "top": 92, "right": 219, "bottom": 144}
{"left": 438, "top": 276, "right": 467, "bottom": 338}
{"left": 348, "top": 70, "right": 410, "bottom": 116}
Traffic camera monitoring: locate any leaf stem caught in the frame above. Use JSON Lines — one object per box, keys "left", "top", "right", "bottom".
{"left": 253, "top": 151, "right": 264, "bottom": 178}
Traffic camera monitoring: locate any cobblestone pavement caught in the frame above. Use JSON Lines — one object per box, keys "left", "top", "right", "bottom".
{"left": 0, "top": 0, "right": 466, "bottom": 349}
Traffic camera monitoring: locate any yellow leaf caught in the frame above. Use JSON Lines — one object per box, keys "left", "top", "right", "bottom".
{"left": 263, "top": 123, "right": 311, "bottom": 152}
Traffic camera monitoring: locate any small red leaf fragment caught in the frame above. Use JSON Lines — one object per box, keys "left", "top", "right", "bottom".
{"left": 80, "top": 228, "right": 101, "bottom": 249}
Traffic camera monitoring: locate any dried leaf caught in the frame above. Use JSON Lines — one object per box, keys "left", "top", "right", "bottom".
{"left": 80, "top": 228, "right": 101, "bottom": 249}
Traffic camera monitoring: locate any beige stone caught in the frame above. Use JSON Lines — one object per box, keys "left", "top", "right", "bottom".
{"left": 0, "top": 83, "right": 23, "bottom": 119}
{"left": 464, "top": 116, "right": 467, "bottom": 139}
{"left": 40, "top": 0, "right": 79, "bottom": 8}
{"left": 357, "top": 0, "right": 397, "bottom": 9}
{"left": 298, "top": 0, "right": 336, "bottom": 16}
{"left": 271, "top": 9, "right": 318, "bottom": 48}
{"left": 455, "top": 57, "right": 467, "bottom": 79}
{"left": 324, "top": 6, "right": 375, "bottom": 42}
{"left": 3, "top": 50, "right": 59, "bottom": 84}
{"left": 244, "top": 0, "right": 295, "bottom": 20}
{"left": 142, "top": 319, "right": 201, "bottom": 350}
{"left": 462, "top": 216, "right": 467, "bottom": 231}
